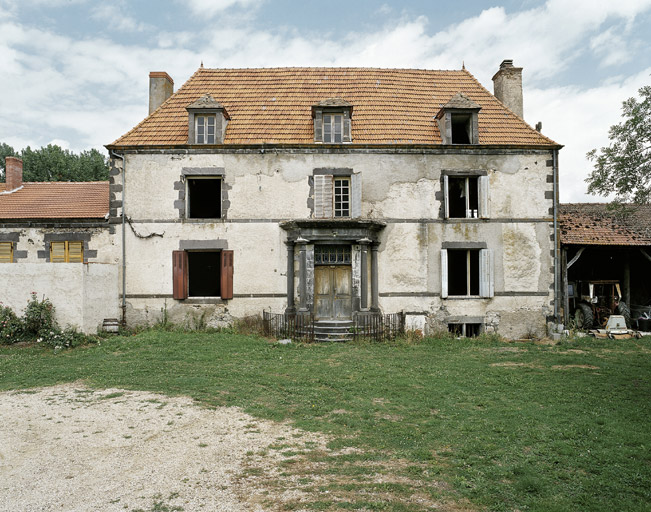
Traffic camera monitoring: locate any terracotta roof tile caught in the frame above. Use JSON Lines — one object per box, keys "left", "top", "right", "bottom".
{"left": 559, "top": 203, "right": 651, "bottom": 246}
{"left": 0, "top": 182, "right": 109, "bottom": 219}
{"left": 109, "top": 67, "right": 558, "bottom": 147}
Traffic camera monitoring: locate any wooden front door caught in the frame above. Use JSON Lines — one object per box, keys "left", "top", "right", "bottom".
{"left": 315, "top": 265, "right": 352, "bottom": 320}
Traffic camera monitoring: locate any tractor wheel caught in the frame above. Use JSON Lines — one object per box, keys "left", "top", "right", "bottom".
{"left": 616, "top": 301, "right": 631, "bottom": 328}
{"left": 575, "top": 303, "right": 594, "bottom": 330}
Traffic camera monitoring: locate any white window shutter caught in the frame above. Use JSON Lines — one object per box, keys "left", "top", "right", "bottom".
{"left": 443, "top": 175, "right": 449, "bottom": 219}
{"left": 479, "top": 248, "right": 494, "bottom": 298}
{"left": 479, "top": 175, "right": 490, "bottom": 218}
{"left": 441, "top": 249, "right": 448, "bottom": 298}
{"left": 314, "top": 174, "right": 333, "bottom": 219}
{"left": 343, "top": 112, "right": 351, "bottom": 143}
{"left": 351, "top": 173, "right": 362, "bottom": 218}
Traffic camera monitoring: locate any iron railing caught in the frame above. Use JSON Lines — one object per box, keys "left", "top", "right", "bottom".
{"left": 263, "top": 311, "right": 314, "bottom": 342}
{"left": 353, "top": 312, "right": 405, "bottom": 341}
{"left": 262, "top": 311, "right": 405, "bottom": 342}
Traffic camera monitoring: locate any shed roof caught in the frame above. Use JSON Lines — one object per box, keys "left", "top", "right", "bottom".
{"left": 0, "top": 182, "right": 109, "bottom": 219}
{"left": 109, "top": 67, "right": 558, "bottom": 148}
{"left": 559, "top": 203, "right": 651, "bottom": 246}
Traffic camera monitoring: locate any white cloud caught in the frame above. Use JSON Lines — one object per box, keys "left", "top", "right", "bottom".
{"left": 91, "top": 3, "right": 151, "bottom": 33}
{"left": 527, "top": 67, "right": 651, "bottom": 202}
{"left": 182, "top": 0, "right": 264, "bottom": 18}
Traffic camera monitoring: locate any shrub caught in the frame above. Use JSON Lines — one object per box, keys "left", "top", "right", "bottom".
{"left": 37, "top": 326, "right": 90, "bottom": 350}
{"left": 0, "top": 303, "right": 23, "bottom": 344}
{"left": 23, "top": 293, "right": 57, "bottom": 337}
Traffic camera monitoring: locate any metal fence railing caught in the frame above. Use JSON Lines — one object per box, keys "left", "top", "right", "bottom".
{"left": 263, "top": 311, "right": 315, "bottom": 342}
{"left": 352, "top": 312, "right": 405, "bottom": 341}
{"left": 263, "top": 311, "right": 405, "bottom": 342}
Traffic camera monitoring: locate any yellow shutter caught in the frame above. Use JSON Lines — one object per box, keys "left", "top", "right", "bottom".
{"left": 50, "top": 241, "right": 67, "bottom": 263}
{"left": 68, "top": 241, "right": 84, "bottom": 263}
{"left": 0, "top": 242, "right": 12, "bottom": 263}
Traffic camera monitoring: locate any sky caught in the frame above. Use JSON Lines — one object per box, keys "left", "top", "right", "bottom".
{"left": 0, "top": 0, "right": 650, "bottom": 202}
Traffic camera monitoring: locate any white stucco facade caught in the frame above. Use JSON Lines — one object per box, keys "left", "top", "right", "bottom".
{"left": 108, "top": 148, "right": 556, "bottom": 338}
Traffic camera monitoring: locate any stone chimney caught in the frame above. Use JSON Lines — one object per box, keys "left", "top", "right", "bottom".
{"left": 149, "top": 71, "right": 174, "bottom": 115}
{"left": 5, "top": 156, "right": 23, "bottom": 192}
{"left": 492, "top": 60, "right": 523, "bottom": 119}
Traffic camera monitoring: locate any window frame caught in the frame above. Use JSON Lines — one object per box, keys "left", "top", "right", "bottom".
{"left": 50, "top": 241, "right": 84, "bottom": 263}
{"left": 443, "top": 173, "right": 489, "bottom": 219}
{"left": 313, "top": 171, "right": 361, "bottom": 219}
{"left": 0, "top": 241, "right": 13, "bottom": 263}
{"left": 185, "top": 175, "right": 222, "bottom": 219}
{"left": 333, "top": 177, "right": 351, "bottom": 217}
{"left": 323, "top": 114, "right": 344, "bottom": 143}
{"left": 172, "top": 249, "right": 233, "bottom": 300}
{"left": 441, "top": 247, "right": 493, "bottom": 299}
{"left": 195, "top": 114, "right": 217, "bottom": 144}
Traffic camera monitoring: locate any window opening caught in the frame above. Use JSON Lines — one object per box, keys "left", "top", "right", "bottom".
{"left": 448, "top": 177, "right": 479, "bottom": 218}
{"left": 323, "top": 114, "right": 343, "bottom": 143}
{"left": 50, "top": 241, "right": 83, "bottom": 263}
{"left": 448, "top": 249, "right": 480, "bottom": 296}
{"left": 448, "top": 323, "right": 482, "bottom": 337}
{"left": 314, "top": 245, "right": 352, "bottom": 265}
{"left": 195, "top": 115, "right": 216, "bottom": 144}
{"left": 187, "top": 177, "right": 221, "bottom": 219}
{"left": 451, "top": 114, "right": 471, "bottom": 144}
{"left": 334, "top": 178, "right": 350, "bottom": 217}
{"left": 188, "top": 251, "right": 221, "bottom": 297}
{"left": 0, "top": 242, "right": 12, "bottom": 263}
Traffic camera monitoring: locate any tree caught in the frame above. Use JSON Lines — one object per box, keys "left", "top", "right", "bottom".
{"left": 0, "top": 143, "right": 109, "bottom": 182}
{"left": 586, "top": 85, "right": 651, "bottom": 204}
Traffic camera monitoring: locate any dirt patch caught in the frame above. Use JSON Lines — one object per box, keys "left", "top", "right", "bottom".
{"left": 490, "top": 362, "right": 540, "bottom": 368}
{"left": 551, "top": 364, "right": 599, "bottom": 370}
{"left": 0, "top": 384, "right": 327, "bottom": 512}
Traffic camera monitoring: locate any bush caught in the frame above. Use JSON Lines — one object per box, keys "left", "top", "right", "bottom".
{"left": 0, "top": 303, "right": 23, "bottom": 344}
{"left": 0, "top": 294, "right": 98, "bottom": 350}
{"left": 23, "top": 293, "right": 57, "bottom": 337}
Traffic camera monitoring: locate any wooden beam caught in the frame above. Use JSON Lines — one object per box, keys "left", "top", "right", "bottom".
{"left": 567, "top": 247, "right": 586, "bottom": 269}
{"left": 641, "top": 248, "right": 651, "bottom": 263}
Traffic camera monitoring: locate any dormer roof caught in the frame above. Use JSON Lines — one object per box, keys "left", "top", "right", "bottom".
{"left": 186, "top": 94, "right": 230, "bottom": 119}
{"left": 442, "top": 92, "right": 482, "bottom": 111}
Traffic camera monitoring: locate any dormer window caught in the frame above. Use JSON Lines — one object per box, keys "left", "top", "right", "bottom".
{"left": 196, "top": 115, "right": 216, "bottom": 144}
{"left": 312, "top": 98, "right": 352, "bottom": 144}
{"left": 437, "top": 93, "right": 481, "bottom": 145}
{"left": 186, "top": 94, "right": 229, "bottom": 145}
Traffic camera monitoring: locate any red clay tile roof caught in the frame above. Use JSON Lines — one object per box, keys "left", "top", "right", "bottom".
{"left": 109, "top": 67, "right": 558, "bottom": 147}
{"left": 0, "top": 182, "right": 109, "bottom": 219}
{"left": 560, "top": 203, "right": 651, "bottom": 246}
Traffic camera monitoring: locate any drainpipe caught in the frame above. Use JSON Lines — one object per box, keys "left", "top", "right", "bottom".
{"left": 553, "top": 149, "right": 560, "bottom": 325}
{"left": 110, "top": 150, "right": 127, "bottom": 326}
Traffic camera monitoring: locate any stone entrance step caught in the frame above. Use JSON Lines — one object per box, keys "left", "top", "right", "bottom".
{"left": 314, "top": 320, "right": 354, "bottom": 342}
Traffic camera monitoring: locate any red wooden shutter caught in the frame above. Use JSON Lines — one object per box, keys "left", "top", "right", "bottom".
{"left": 172, "top": 250, "right": 188, "bottom": 299}
{"left": 220, "top": 250, "right": 234, "bottom": 299}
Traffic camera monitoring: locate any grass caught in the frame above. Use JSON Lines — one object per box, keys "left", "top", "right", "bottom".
{"left": 1, "top": 331, "right": 650, "bottom": 511}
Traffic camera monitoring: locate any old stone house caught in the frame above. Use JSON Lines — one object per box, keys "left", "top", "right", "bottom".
{"left": 0, "top": 157, "right": 119, "bottom": 331}
{"left": 101, "top": 60, "right": 561, "bottom": 338}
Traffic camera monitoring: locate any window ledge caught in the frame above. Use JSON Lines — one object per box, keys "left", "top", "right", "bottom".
{"left": 181, "top": 297, "right": 226, "bottom": 304}
{"left": 444, "top": 218, "right": 488, "bottom": 222}
{"left": 443, "top": 296, "right": 486, "bottom": 300}
{"left": 183, "top": 218, "right": 224, "bottom": 223}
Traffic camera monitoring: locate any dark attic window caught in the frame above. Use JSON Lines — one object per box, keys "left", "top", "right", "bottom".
{"left": 451, "top": 114, "right": 472, "bottom": 144}
{"left": 187, "top": 177, "right": 221, "bottom": 218}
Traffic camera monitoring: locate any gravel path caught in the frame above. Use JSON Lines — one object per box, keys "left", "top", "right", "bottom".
{"left": 0, "top": 384, "right": 323, "bottom": 511}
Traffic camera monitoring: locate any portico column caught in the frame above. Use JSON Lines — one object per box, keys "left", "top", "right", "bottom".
{"left": 371, "top": 244, "right": 379, "bottom": 311}
{"left": 285, "top": 241, "right": 295, "bottom": 313}
{"left": 297, "top": 237, "right": 309, "bottom": 312}
{"left": 358, "top": 238, "right": 371, "bottom": 309}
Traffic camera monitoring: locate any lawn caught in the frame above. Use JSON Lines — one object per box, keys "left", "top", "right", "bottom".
{"left": 1, "top": 331, "right": 649, "bottom": 511}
